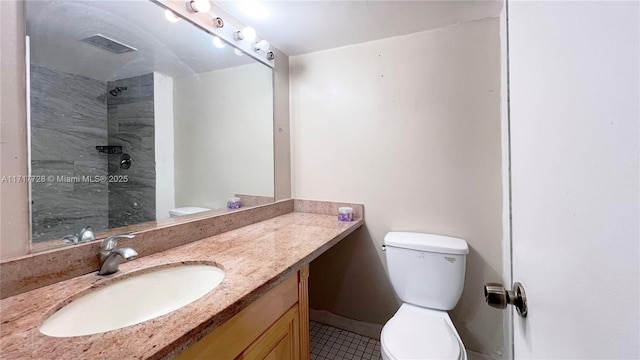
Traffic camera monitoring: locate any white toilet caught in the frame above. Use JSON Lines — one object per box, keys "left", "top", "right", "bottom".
{"left": 381, "top": 232, "right": 469, "bottom": 360}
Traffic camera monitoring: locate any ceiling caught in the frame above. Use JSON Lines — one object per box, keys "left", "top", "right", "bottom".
{"left": 215, "top": 0, "right": 503, "bottom": 56}
{"left": 26, "top": 0, "right": 256, "bottom": 82}
{"left": 25, "top": 0, "right": 503, "bottom": 81}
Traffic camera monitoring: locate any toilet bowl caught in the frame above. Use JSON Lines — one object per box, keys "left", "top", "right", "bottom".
{"left": 381, "top": 304, "right": 466, "bottom": 360}
{"left": 381, "top": 232, "right": 469, "bottom": 360}
{"left": 168, "top": 206, "right": 210, "bottom": 217}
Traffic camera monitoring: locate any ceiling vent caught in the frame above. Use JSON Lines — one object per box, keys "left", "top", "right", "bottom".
{"left": 80, "top": 34, "right": 137, "bottom": 54}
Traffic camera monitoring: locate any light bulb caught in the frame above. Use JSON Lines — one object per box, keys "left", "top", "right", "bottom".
{"left": 164, "top": 9, "right": 180, "bottom": 23}
{"left": 212, "top": 36, "right": 226, "bottom": 49}
{"left": 254, "top": 39, "right": 270, "bottom": 51}
{"left": 241, "top": 27, "right": 256, "bottom": 42}
{"left": 189, "top": 0, "right": 211, "bottom": 13}
{"left": 234, "top": 48, "right": 245, "bottom": 56}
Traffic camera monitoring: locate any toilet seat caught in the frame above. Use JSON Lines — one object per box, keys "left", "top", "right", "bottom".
{"left": 381, "top": 304, "right": 465, "bottom": 360}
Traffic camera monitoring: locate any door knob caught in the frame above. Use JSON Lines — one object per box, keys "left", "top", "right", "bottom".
{"left": 484, "top": 282, "right": 528, "bottom": 317}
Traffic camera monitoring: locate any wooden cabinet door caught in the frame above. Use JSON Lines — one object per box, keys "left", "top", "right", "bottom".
{"left": 237, "top": 305, "right": 300, "bottom": 360}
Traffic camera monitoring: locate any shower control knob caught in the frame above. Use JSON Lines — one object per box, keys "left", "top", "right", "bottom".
{"left": 484, "top": 282, "right": 528, "bottom": 317}
{"left": 120, "top": 153, "right": 132, "bottom": 169}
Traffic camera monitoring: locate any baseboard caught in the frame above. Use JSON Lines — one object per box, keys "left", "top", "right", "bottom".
{"left": 309, "top": 308, "right": 383, "bottom": 340}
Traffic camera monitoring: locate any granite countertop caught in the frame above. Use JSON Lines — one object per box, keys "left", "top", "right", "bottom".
{"left": 0, "top": 212, "right": 363, "bottom": 359}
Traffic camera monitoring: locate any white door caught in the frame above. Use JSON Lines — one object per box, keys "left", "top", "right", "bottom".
{"left": 508, "top": 1, "right": 639, "bottom": 359}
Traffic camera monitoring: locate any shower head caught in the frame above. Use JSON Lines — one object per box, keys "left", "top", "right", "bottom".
{"left": 109, "top": 86, "right": 128, "bottom": 97}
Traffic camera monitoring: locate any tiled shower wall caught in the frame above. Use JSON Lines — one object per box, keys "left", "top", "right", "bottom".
{"left": 30, "top": 66, "right": 156, "bottom": 241}
{"left": 107, "top": 73, "right": 156, "bottom": 228}
{"left": 30, "top": 64, "right": 109, "bottom": 242}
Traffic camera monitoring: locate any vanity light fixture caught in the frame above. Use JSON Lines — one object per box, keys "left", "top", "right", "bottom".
{"left": 242, "top": 27, "right": 257, "bottom": 42}
{"left": 166, "top": 1, "right": 273, "bottom": 65}
{"left": 254, "top": 39, "right": 270, "bottom": 52}
{"left": 164, "top": 9, "right": 180, "bottom": 23}
{"left": 212, "top": 17, "right": 224, "bottom": 28}
{"left": 188, "top": 0, "right": 211, "bottom": 13}
{"left": 212, "top": 36, "right": 226, "bottom": 48}
{"left": 233, "top": 26, "right": 256, "bottom": 42}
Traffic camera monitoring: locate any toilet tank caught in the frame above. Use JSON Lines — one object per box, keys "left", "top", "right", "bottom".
{"left": 384, "top": 232, "right": 468, "bottom": 311}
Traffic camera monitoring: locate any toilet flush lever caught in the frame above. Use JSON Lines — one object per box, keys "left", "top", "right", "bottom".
{"left": 484, "top": 282, "right": 528, "bottom": 317}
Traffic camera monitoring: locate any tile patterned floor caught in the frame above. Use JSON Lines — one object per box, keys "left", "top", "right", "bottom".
{"left": 310, "top": 321, "right": 382, "bottom": 360}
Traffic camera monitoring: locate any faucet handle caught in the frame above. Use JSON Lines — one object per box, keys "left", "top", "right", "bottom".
{"left": 100, "top": 233, "right": 135, "bottom": 251}
{"left": 79, "top": 226, "right": 95, "bottom": 242}
{"left": 63, "top": 234, "right": 79, "bottom": 244}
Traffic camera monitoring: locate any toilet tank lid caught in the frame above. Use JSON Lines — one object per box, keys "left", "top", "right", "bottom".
{"left": 169, "top": 207, "right": 210, "bottom": 216}
{"left": 384, "top": 232, "right": 468, "bottom": 254}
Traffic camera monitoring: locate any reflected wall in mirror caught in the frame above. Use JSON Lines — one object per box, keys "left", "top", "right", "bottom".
{"left": 26, "top": 0, "right": 274, "bottom": 249}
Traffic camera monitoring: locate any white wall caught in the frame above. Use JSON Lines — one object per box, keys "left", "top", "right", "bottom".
{"left": 154, "top": 72, "right": 175, "bottom": 220}
{"left": 509, "top": 1, "right": 639, "bottom": 358}
{"left": 173, "top": 63, "right": 274, "bottom": 210}
{"left": 291, "top": 18, "right": 504, "bottom": 356}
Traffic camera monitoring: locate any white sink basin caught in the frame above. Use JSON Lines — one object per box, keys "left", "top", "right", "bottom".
{"left": 39, "top": 264, "right": 225, "bottom": 337}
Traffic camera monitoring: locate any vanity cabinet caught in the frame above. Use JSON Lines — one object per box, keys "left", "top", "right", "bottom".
{"left": 238, "top": 305, "right": 299, "bottom": 359}
{"left": 177, "top": 266, "right": 310, "bottom": 360}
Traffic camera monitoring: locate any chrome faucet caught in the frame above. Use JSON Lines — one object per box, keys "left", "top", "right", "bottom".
{"left": 98, "top": 234, "right": 138, "bottom": 276}
{"left": 63, "top": 226, "right": 95, "bottom": 244}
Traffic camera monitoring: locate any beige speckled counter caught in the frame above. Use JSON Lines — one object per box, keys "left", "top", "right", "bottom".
{"left": 0, "top": 212, "right": 363, "bottom": 359}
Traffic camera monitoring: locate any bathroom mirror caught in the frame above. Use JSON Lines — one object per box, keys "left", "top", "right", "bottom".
{"left": 26, "top": 0, "right": 274, "bottom": 250}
